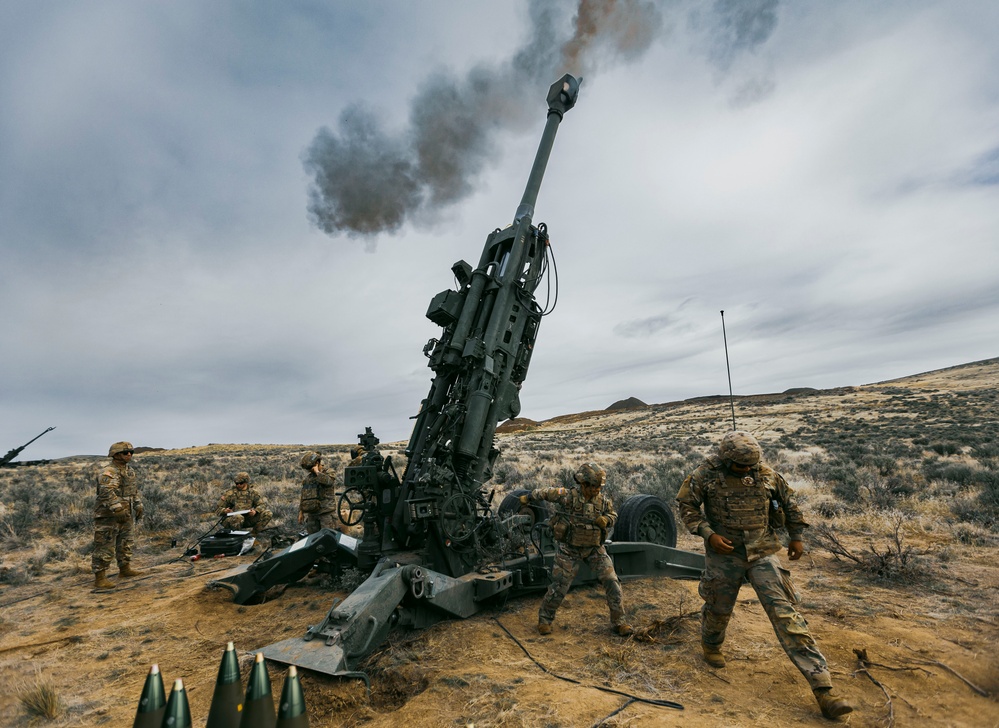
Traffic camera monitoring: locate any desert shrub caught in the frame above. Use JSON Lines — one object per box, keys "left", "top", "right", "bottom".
{"left": 860, "top": 454, "right": 898, "bottom": 476}
{"left": 805, "top": 459, "right": 862, "bottom": 503}
{"left": 3, "top": 478, "right": 78, "bottom": 538}
{"left": 491, "top": 462, "right": 524, "bottom": 486}
{"left": 811, "top": 513, "right": 932, "bottom": 584}
{"left": 57, "top": 503, "right": 91, "bottom": 534}
{"left": 334, "top": 566, "right": 367, "bottom": 592}
{"left": 929, "top": 442, "right": 960, "bottom": 456}
{"left": 776, "top": 433, "right": 799, "bottom": 450}
{"left": 18, "top": 679, "right": 62, "bottom": 720}
{"left": 621, "top": 455, "right": 701, "bottom": 503}
{"left": 0, "top": 563, "right": 31, "bottom": 586}
{"left": 140, "top": 480, "right": 193, "bottom": 531}
{"left": 859, "top": 468, "right": 919, "bottom": 509}
{"left": 23, "top": 544, "right": 68, "bottom": 575}
{"left": 923, "top": 460, "right": 976, "bottom": 486}
{"left": 975, "top": 469, "right": 999, "bottom": 509}
{"left": 555, "top": 467, "right": 577, "bottom": 490}
{"left": 949, "top": 521, "right": 996, "bottom": 546}
{"left": 972, "top": 442, "right": 999, "bottom": 460}
{"left": 811, "top": 497, "right": 847, "bottom": 519}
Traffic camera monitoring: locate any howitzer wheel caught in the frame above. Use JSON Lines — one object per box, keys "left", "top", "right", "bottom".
{"left": 337, "top": 488, "right": 367, "bottom": 526}
{"left": 497, "top": 489, "right": 550, "bottom": 536}
{"left": 440, "top": 494, "right": 477, "bottom": 543}
{"left": 614, "top": 495, "right": 677, "bottom": 547}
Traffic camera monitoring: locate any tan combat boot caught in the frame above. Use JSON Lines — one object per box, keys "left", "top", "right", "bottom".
{"left": 814, "top": 688, "right": 854, "bottom": 719}
{"left": 94, "top": 570, "right": 116, "bottom": 589}
{"left": 614, "top": 623, "right": 634, "bottom": 636}
{"left": 118, "top": 563, "right": 145, "bottom": 578}
{"left": 537, "top": 622, "right": 553, "bottom": 635}
{"left": 702, "top": 643, "right": 726, "bottom": 668}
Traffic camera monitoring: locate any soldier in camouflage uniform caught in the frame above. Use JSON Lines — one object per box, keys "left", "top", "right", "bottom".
{"left": 520, "top": 462, "right": 632, "bottom": 636}
{"left": 215, "top": 472, "right": 272, "bottom": 534}
{"left": 92, "top": 441, "right": 145, "bottom": 589}
{"left": 298, "top": 452, "right": 339, "bottom": 533}
{"left": 676, "top": 431, "right": 854, "bottom": 720}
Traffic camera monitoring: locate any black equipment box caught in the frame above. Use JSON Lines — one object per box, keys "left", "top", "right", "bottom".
{"left": 200, "top": 530, "right": 251, "bottom": 557}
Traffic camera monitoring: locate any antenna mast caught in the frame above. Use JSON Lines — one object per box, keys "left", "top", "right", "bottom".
{"left": 720, "top": 311, "right": 737, "bottom": 431}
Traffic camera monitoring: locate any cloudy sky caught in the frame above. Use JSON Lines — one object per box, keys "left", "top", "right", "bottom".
{"left": 2, "top": 1, "right": 997, "bottom": 460}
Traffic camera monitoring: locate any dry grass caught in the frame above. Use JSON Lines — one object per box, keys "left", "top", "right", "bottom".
{"left": 18, "top": 678, "right": 62, "bottom": 720}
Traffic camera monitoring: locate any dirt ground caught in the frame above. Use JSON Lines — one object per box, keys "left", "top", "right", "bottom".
{"left": 2, "top": 536, "right": 998, "bottom": 727}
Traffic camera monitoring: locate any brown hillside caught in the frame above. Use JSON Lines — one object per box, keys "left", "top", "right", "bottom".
{"left": 1, "top": 359, "right": 998, "bottom": 727}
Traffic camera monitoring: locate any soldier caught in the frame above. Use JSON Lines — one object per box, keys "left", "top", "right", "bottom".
{"left": 216, "top": 472, "right": 272, "bottom": 534}
{"left": 520, "top": 462, "right": 632, "bottom": 636}
{"left": 298, "top": 452, "right": 338, "bottom": 533}
{"left": 676, "top": 431, "right": 854, "bottom": 720}
{"left": 348, "top": 445, "right": 366, "bottom": 467}
{"left": 92, "top": 441, "right": 145, "bottom": 589}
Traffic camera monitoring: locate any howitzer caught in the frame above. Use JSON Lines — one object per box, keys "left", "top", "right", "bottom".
{"left": 212, "top": 75, "right": 704, "bottom": 680}
{"left": 1, "top": 426, "right": 55, "bottom": 467}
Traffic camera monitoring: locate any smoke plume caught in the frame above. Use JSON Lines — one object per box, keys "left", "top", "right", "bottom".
{"left": 304, "top": 0, "right": 780, "bottom": 239}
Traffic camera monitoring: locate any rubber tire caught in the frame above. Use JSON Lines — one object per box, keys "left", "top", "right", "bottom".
{"left": 498, "top": 488, "right": 550, "bottom": 533}
{"left": 613, "top": 494, "right": 677, "bottom": 547}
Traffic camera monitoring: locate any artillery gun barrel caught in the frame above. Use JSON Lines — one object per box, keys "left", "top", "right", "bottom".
{"left": 514, "top": 74, "right": 581, "bottom": 225}
{"left": 1, "top": 426, "right": 55, "bottom": 466}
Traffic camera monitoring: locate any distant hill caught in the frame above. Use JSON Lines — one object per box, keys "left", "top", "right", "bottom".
{"left": 606, "top": 396, "right": 647, "bottom": 411}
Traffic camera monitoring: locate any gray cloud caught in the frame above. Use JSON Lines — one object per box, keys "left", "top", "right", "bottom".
{"left": 2, "top": 1, "right": 998, "bottom": 461}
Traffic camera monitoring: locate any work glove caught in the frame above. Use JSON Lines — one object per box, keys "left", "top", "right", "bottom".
{"left": 114, "top": 510, "right": 131, "bottom": 523}
{"left": 594, "top": 515, "right": 609, "bottom": 529}
{"left": 519, "top": 494, "right": 530, "bottom": 505}
{"left": 134, "top": 504, "right": 144, "bottom": 521}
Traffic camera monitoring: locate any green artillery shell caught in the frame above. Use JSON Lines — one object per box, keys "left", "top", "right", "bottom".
{"left": 275, "top": 665, "right": 308, "bottom": 728}
{"left": 239, "top": 653, "right": 276, "bottom": 728}
{"left": 206, "top": 641, "right": 243, "bottom": 728}
{"left": 132, "top": 663, "right": 166, "bottom": 728}
{"left": 161, "top": 678, "right": 191, "bottom": 728}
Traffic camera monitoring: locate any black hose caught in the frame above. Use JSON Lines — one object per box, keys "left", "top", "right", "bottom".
{"left": 492, "top": 617, "right": 683, "bottom": 711}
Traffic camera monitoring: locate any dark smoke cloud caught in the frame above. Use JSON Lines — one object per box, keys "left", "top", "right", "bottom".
{"left": 304, "top": 0, "right": 779, "bottom": 239}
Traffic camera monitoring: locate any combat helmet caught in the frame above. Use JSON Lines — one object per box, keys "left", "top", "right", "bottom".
{"left": 718, "top": 431, "right": 762, "bottom": 466}
{"left": 234, "top": 472, "right": 251, "bottom": 485}
{"left": 108, "top": 441, "right": 134, "bottom": 457}
{"left": 574, "top": 462, "right": 606, "bottom": 488}
{"left": 300, "top": 452, "right": 322, "bottom": 470}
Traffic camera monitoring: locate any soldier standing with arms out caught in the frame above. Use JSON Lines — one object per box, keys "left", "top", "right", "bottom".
{"left": 92, "top": 441, "right": 144, "bottom": 589}
{"left": 216, "top": 472, "right": 272, "bottom": 535}
{"left": 298, "top": 452, "right": 338, "bottom": 533}
{"left": 521, "top": 462, "right": 632, "bottom": 636}
{"left": 676, "top": 431, "right": 854, "bottom": 720}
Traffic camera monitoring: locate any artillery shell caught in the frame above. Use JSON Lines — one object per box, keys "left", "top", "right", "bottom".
{"left": 275, "top": 665, "right": 308, "bottom": 728}
{"left": 161, "top": 678, "right": 191, "bottom": 728}
{"left": 131, "top": 663, "right": 166, "bottom": 728}
{"left": 239, "top": 653, "right": 276, "bottom": 728}
{"left": 206, "top": 641, "right": 242, "bottom": 728}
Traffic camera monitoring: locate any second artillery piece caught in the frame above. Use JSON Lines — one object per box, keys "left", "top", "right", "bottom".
{"left": 214, "top": 74, "right": 703, "bottom": 681}
{"left": 1, "top": 427, "right": 55, "bottom": 468}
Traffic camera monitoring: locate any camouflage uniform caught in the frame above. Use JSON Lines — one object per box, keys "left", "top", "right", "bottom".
{"left": 300, "top": 464, "right": 339, "bottom": 534}
{"left": 676, "top": 435, "right": 834, "bottom": 691}
{"left": 92, "top": 442, "right": 143, "bottom": 574}
{"left": 216, "top": 473, "right": 272, "bottom": 534}
{"left": 528, "top": 471, "right": 627, "bottom": 631}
